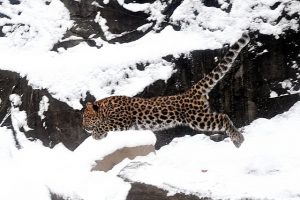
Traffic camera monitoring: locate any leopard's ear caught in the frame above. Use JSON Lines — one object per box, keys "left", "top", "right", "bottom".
{"left": 93, "top": 104, "right": 99, "bottom": 112}
{"left": 86, "top": 102, "right": 99, "bottom": 112}
{"left": 86, "top": 102, "right": 93, "bottom": 109}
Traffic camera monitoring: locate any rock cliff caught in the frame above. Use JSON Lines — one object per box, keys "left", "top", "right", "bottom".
{"left": 1, "top": 31, "right": 299, "bottom": 150}
{"left": 0, "top": 0, "right": 299, "bottom": 199}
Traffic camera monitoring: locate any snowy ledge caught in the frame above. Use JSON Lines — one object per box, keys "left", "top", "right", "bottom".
{"left": 0, "top": 0, "right": 299, "bottom": 199}
{"left": 0, "top": 0, "right": 299, "bottom": 109}
{"left": 118, "top": 101, "right": 300, "bottom": 200}
{"left": 1, "top": 101, "right": 300, "bottom": 200}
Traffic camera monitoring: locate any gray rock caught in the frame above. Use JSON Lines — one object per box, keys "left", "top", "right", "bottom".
{"left": 0, "top": 31, "right": 299, "bottom": 151}
{"left": 0, "top": 70, "right": 88, "bottom": 150}
{"left": 127, "top": 182, "right": 207, "bottom": 200}
{"left": 137, "top": 31, "right": 300, "bottom": 149}
{"left": 1, "top": 0, "right": 299, "bottom": 199}
{"left": 92, "top": 145, "right": 155, "bottom": 172}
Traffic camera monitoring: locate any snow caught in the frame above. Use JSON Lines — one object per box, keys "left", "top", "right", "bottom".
{"left": 0, "top": 0, "right": 71, "bottom": 51}
{"left": 9, "top": 94, "right": 22, "bottom": 106}
{"left": 0, "top": 0, "right": 300, "bottom": 199}
{"left": 75, "top": 130, "right": 156, "bottom": 169}
{"left": 1, "top": 101, "right": 300, "bottom": 199}
{"left": 281, "top": 79, "right": 293, "bottom": 89}
{"left": 119, "top": 101, "right": 300, "bottom": 200}
{"left": 170, "top": 0, "right": 300, "bottom": 35}
{"left": 0, "top": 126, "right": 155, "bottom": 200}
{"left": 38, "top": 96, "right": 49, "bottom": 120}
{"left": 38, "top": 96, "right": 49, "bottom": 127}
{"left": 0, "top": 94, "right": 155, "bottom": 200}
{"left": 270, "top": 90, "right": 278, "bottom": 98}
{"left": 9, "top": 94, "right": 32, "bottom": 134}
{"left": 0, "top": 127, "right": 17, "bottom": 160}
{"left": 123, "top": 3, "right": 151, "bottom": 13}
{"left": 0, "top": 0, "right": 299, "bottom": 109}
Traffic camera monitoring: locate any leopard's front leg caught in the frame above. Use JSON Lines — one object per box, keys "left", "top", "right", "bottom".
{"left": 92, "top": 126, "right": 108, "bottom": 140}
{"left": 91, "top": 119, "right": 132, "bottom": 140}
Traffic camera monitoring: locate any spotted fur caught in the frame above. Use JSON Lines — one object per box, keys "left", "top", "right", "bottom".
{"left": 82, "top": 33, "right": 250, "bottom": 148}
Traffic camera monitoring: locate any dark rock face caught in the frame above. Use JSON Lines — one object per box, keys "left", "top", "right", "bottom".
{"left": 92, "top": 145, "right": 155, "bottom": 172}
{"left": 127, "top": 182, "right": 208, "bottom": 200}
{"left": 55, "top": 0, "right": 151, "bottom": 49}
{"left": 1, "top": 31, "right": 299, "bottom": 151}
{"left": 0, "top": 70, "right": 88, "bottom": 151}
{"left": 138, "top": 31, "right": 300, "bottom": 149}
{"left": 1, "top": 0, "right": 299, "bottom": 199}
{"left": 53, "top": 0, "right": 184, "bottom": 50}
{"left": 49, "top": 182, "right": 206, "bottom": 200}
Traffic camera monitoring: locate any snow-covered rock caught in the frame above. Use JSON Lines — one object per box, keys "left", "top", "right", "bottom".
{"left": 0, "top": 0, "right": 300, "bottom": 199}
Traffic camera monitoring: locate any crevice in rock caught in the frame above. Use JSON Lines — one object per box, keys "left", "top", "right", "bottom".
{"left": 127, "top": 182, "right": 208, "bottom": 200}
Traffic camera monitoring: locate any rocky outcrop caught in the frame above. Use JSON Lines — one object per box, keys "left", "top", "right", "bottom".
{"left": 53, "top": 0, "right": 184, "bottom": 50}
{"left": 1, "top": 0, "right": 299, "bottom": 199}
{"left": 1, "top": 30, "right": 299, "bottom": 150}
{"left": 2, "top": 0, "right": 299, "bottom": 150}
{"left": 147, "top": 31, "right": 300, "bottom": 148}
{"left": 0, "top": 70, "right": 89, "bottom": 150}
{"left": 92, "top": 145, "right": 155, "bottom": 172}
{"left": 50, "top": 182, "right": 206, "bottom": 200}
{"left": 127, "top": 182, "right": 208, "bottom": 200}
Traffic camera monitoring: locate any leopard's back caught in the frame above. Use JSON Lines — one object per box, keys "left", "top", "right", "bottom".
{"left": 130, "top": 95, "right": 186, "bottom": 130}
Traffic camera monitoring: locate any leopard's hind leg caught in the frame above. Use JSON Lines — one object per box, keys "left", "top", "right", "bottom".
{"left": 186, "top": 112, "right": 244, "bottom": 148}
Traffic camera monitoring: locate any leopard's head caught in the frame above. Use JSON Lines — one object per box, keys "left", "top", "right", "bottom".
{"left": 82, "top": 102, "right": 100, "bottom": 133}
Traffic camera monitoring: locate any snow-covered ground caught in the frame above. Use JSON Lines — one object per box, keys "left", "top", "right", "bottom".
{"left": 120, "top": 102, "right": 300, "bottom": 199}
{"left": 0, "top": 100, "right": 156, "bottom": 200}
{"left": 0, "top": 126, "right": 132, "bottom": 200}
{"left": 1, "top": 0, "right": 300, "bottom": 199}
{"left": 1, "top": 97, "right": 300, "bottom": 200}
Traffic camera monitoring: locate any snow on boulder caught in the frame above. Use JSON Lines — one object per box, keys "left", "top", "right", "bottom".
{"left": 92, "top": 145, "right": 155, "bottom": 172}
{"left": 118, "top": 101, "right": 300, "bottom": 200}
{"left": 74, "top": 130, "right": 156, "bottom": 172}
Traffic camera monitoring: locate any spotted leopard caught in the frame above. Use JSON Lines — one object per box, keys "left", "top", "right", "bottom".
{"left": 82, "top": 32, "right": 250, "bottom": 148}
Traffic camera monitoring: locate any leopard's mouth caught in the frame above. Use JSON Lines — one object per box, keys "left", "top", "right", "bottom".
{"left": 82, "top": 124, "right": 93, "bottom": 134}
{"left": 84, "top": 129, "right": 93, "bottom": 134}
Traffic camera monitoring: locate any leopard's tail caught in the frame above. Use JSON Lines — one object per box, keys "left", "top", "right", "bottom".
{"left": 191, "top": 32, "right": 250, "bottom": 94}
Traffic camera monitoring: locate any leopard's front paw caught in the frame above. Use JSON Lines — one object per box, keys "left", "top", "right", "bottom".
{"left": 92, "top": 132, "right": 108, "bottom": 140}
{"left": 232, "top": 132, "right": 244, "bottom": 148}
{"left": 92, "top": 133, "right": 101, "bottom": 140}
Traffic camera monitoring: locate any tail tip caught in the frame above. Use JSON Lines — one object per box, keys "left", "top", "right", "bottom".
{"left": 242, "top": 32, "right": 250, "bottom": 39}
{"left": 237, "top": 32, "right": 250, "bottom": 46}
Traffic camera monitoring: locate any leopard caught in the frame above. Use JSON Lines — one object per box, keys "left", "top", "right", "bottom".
{"left": 82, "top": 32, "right": 250, "bottom": 148}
